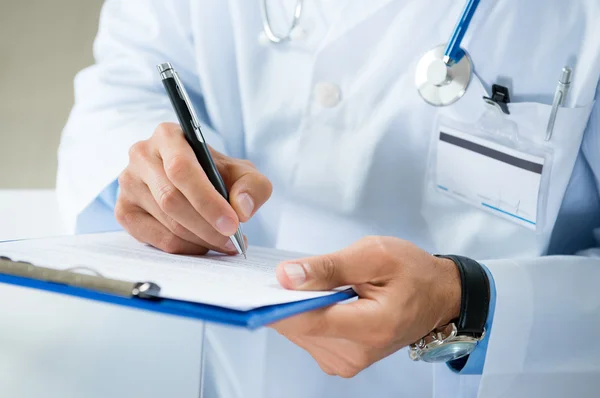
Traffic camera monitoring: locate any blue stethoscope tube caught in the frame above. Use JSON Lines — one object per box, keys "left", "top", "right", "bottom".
{"left": 444, "top": 0, "right": 481, "bottom": 65}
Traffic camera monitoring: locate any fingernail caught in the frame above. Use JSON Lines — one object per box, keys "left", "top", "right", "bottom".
{"left": 284, "top": 263, "right": 308, "bottom": 287}
{"left": 224, "top": 240, "right": 236, "bottom": 252}
{"left": 216, "top": 216, "right": 238, "bottom": 236}
{"left": 238, "top": 193, "right": 255, "bottom": 219}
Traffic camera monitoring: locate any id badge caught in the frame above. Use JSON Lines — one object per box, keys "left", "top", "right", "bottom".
{"left": 426, "top": 113, "right": 553, "bottom": 232}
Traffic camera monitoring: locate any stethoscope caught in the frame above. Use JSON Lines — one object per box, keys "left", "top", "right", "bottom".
{"left": 260, "top": 0, "right": 482, "bottom": 106}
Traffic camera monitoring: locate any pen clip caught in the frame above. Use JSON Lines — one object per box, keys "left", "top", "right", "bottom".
{"left": 545, "top": 66, "right": 572, "bottom": 141}
{"left": 172, "top": 71, "right": 203, "bottom": 132}
{"left": 158, "top": 63, "right": 205, "bottom": 140}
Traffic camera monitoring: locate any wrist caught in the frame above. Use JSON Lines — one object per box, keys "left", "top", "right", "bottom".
{"left": 436, "top": 255, "right": 490, "bottom": 337}
{"left": 410, "top": 255, "right": 489, "bottom": 364}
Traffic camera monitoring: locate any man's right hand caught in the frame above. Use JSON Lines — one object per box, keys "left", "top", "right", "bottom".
{"left": 115, "top": 122, "right": 273, "bottom": 255}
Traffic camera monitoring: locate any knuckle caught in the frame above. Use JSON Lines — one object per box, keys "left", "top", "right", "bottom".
{"left": 365, "top": 235, "right": 386, "bottom": 250}
{"left": 157, "top": 185, "right": 180, "bottom": 213}
{"left": 220, "top": 157, "right": 237, "bottom": 176}
{"left": 338, "top": 363, "right": 361, "bottom": 379}
{"left": 114, "top": 202, "right": 133, "bottom": 226}
{"left": 339, "top": 353, "right": 370, "bottom": 378}
{"left": 192, "top": 193, "right": 215, "bottom": 214}
{"left": 257, "top": 174, "right": 274, "bottom": 198}
{"left": 128, "top": 141, "right": 149, "bottom": 161}
{"left": 155, "top": 122, "right": 177, "bottom": 138}
{"left": 114, "top": 203, "right": 126, "bottom": 224}
{"left": 160, "top": 234, "right": 183, "bottom": 254}
{"left": 117, "top": 171, "right": 135, "bottom": 191}
{"left": 169, "top": 219, "right": 188, "bottom": 238}
{"left": 368, "top": 236, "right": 396, "bottom": 265}
{"left": 165, "top": 154, "right": 191, "bottom": 182}
{"left": 318, "top": 256, "right": 338, "bottom": 284}
{"left": 241, "top": 159, "right": 256, "bottom": 169}
{"left": 317, "top": 363, "right": 336, "bottom": 377}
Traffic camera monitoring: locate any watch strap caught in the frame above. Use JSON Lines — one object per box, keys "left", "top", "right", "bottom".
{"left": 436, "top": 255, "right": 490, "bottom": 338}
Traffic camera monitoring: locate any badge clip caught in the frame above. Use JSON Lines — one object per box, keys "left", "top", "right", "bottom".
{"left": 483, "top": 84, "right": 511, "bottom": 115}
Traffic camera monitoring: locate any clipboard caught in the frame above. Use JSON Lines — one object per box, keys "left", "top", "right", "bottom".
{"left": 0, "top": 257, "right": 356, "bottom": 329}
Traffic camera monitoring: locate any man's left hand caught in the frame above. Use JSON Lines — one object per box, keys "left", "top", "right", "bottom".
{"left": 270, "top": 236, "right": 461, "bottom": 378}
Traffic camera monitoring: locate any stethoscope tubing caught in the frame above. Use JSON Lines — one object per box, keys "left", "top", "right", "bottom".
{"left": 444, "top": 0, "right": 481, "bottom": 65}
{"left": 261, "top": 0, "right": 303, "bottom": 44}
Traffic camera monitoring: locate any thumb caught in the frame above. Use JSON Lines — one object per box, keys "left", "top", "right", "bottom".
{"left": 229, "top": 170, "right": 272, "bottom": 222}
{"left": 276, "top": 250, "right": 377, "bottom": 291}
{"left": 215, "top": 156, "right": 273, "bottom": 223}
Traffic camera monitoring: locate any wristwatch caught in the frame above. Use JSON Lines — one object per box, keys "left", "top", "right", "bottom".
{"left": 409, "top": 255, "right": 490, "bottom": 363}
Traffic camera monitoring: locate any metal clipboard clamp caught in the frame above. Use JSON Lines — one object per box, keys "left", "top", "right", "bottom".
{"left": 0, "top": 257, "right": 161, "bottom": 300}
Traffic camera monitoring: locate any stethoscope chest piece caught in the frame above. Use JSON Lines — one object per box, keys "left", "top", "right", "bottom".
{"left": 415, "top": 44, "right": 472, "bottom": 107}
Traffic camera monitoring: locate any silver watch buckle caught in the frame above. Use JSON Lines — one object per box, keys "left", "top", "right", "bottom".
{"left": 408, "top": 323, "right": 485, "bottom": 362}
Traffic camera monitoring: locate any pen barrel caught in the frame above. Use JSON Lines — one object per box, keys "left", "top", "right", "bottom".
{"left": 160, "top": 77, "right": 229, "bottom": 201}
{"left": 193, "top": 138, "right": 230, "bottom": 201}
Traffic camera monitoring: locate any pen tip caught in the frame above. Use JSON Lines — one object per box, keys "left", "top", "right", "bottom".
{"left": 243, "top": 253, "right": 247, "bottom": 259}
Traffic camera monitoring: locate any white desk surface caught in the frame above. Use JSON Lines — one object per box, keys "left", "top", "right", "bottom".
{"left": 0, "top": 190, "right": 208, "bottom": 397}
{"left": 0, "top": 190, "right": 67, "bottom": 241}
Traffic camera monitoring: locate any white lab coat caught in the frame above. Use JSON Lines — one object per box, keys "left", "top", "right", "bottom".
{"left": 56, "top": 1, "right": 600, "bottom": 397}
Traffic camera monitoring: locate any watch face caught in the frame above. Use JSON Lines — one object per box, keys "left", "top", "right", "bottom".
{"left": 420, "top": 341, "right": 476, "bottom": 363}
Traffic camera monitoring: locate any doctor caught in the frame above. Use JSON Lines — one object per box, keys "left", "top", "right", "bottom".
{"left": 57, "top": 0, "right": 600, "bottom": 397}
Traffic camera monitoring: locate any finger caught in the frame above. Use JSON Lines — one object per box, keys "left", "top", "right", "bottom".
{"left": 270, "top": 299, "right": 381, "bottom": 342}
{"left": 216, "top": 156, "right": 273, "bottom": 222}
{"left": 275, "top": 238, "right": 394, "bottom": 291}
{"left": 120, "top": 173, "right": 237, "bottom": 254}
{"left": 153, "top": 124, "right": 240, "bottom": 237}
{"left": 115, "top": 201, "right": 209, "bottom": 255}
{"left": 119, "top": 170, "right": 203, "bottom": 246}
{"left": 124, "top": 162, "right": 237, "bottom": 252}
{"left": 286, "top": 336, "right": 375, "bottom": 379}
{"left": 277, "top": 334, "right": 340, "bottom": 376}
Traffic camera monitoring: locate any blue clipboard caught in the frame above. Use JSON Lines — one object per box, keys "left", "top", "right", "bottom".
{"left": 0, "top": 260, "right": 357, "bottom": 330}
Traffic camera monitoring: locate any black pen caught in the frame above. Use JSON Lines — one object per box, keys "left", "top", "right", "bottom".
{"left": 157, "top": 62, "right": 246, "bottom": 258}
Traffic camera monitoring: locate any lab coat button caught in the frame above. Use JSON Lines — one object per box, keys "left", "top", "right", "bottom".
{"left": 314, "top": 82, "right": 341, "bottom": 108}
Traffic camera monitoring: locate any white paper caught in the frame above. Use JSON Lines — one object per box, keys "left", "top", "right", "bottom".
{"left": 436, "top": 126, "right": 545, "bottom": 230}
{"left": 0, "top": 232, "right": 338, "bottom": 311}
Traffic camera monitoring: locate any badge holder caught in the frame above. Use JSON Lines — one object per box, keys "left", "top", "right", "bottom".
{"left": 424, "top": 85, "right": 556, "bottom": 234}
{"left": 479, "top": 84, "right": 520, "bottom": 145}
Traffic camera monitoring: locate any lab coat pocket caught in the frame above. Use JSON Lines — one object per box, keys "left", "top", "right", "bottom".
{"left": 505, "top": 99, "right": 596, "bottom": 232}
{"left": 420, "top": 74, "right": 595, "bottom": 260}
